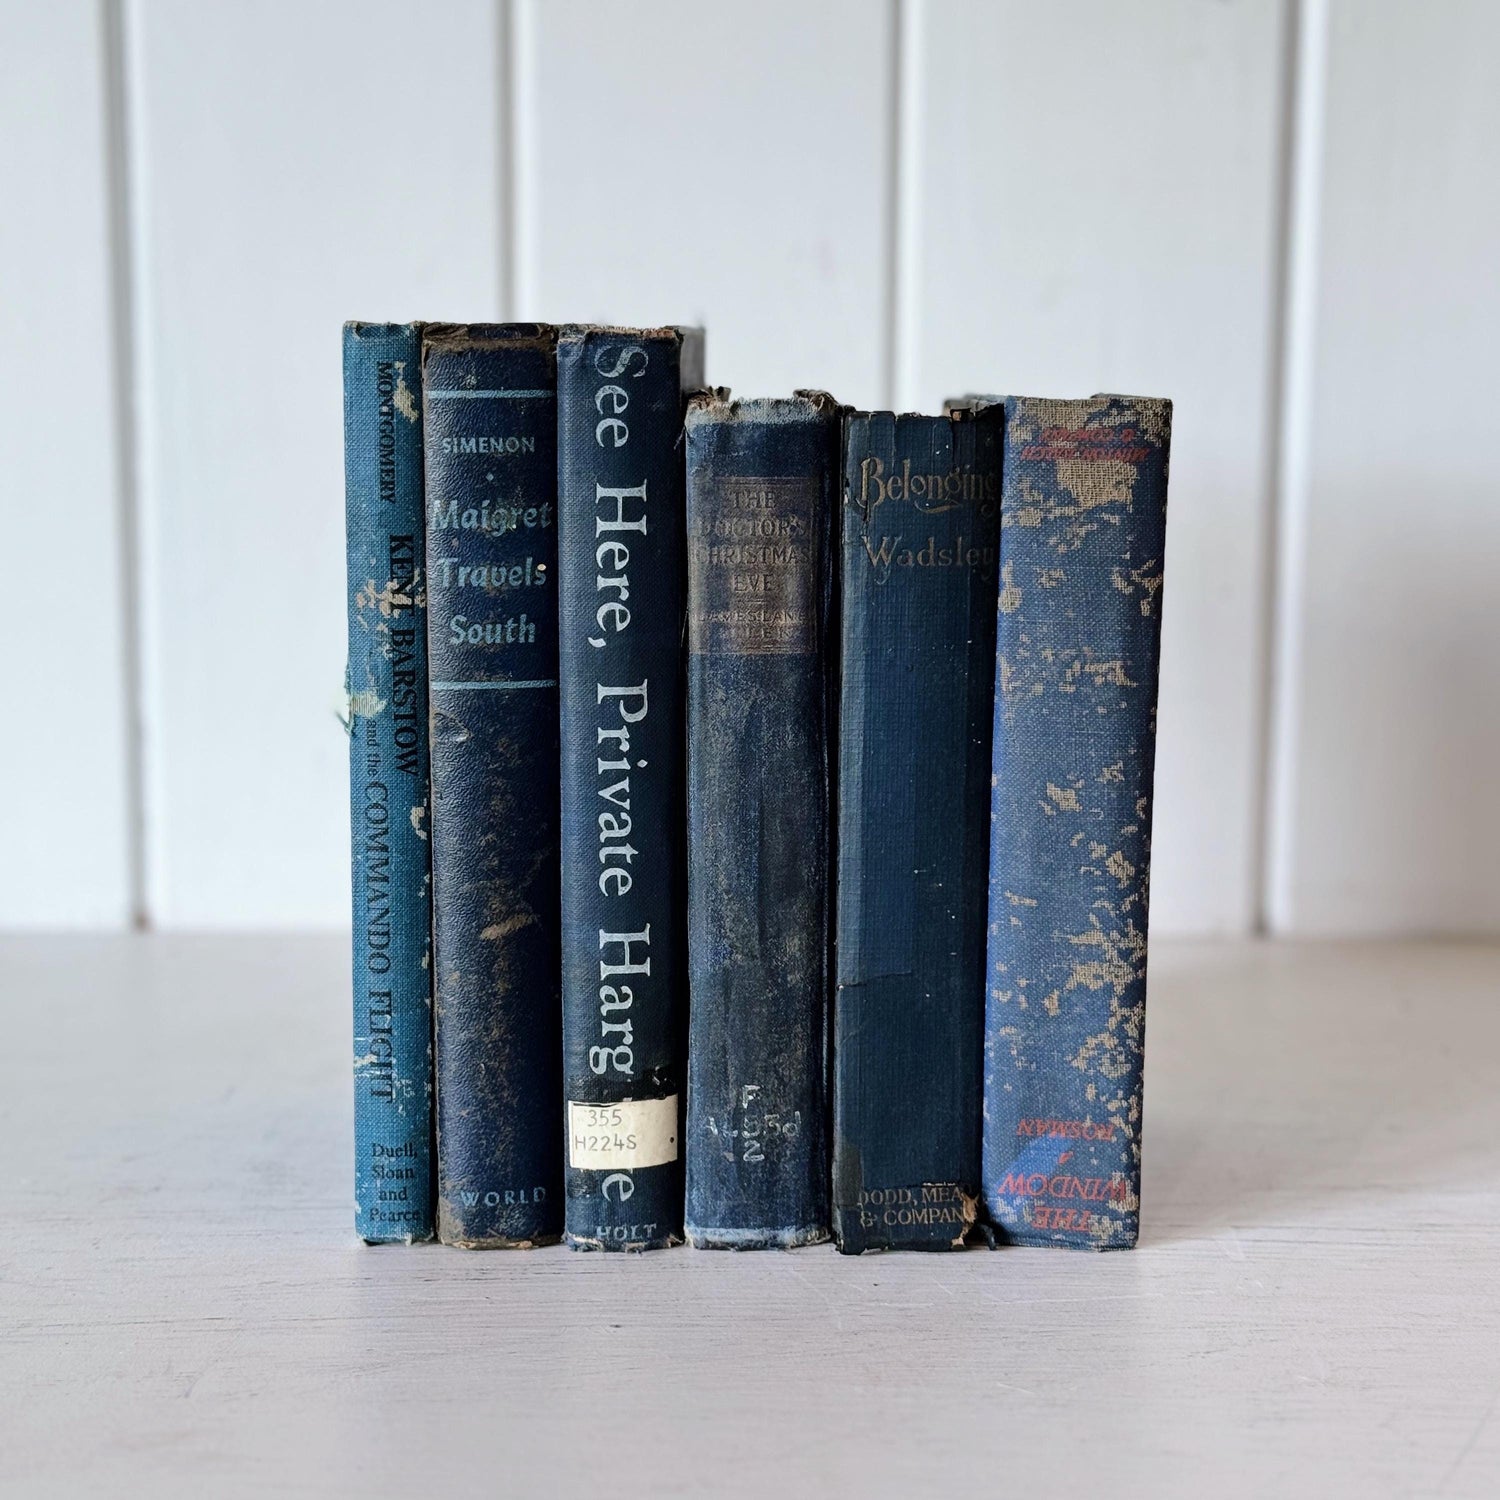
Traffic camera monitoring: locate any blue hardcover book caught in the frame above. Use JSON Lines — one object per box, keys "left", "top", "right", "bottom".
{"left": 557, "top": 326, "right": 702, "bottom": 1251}
{"left": 683, "top": 392, "right": 840, "bottom": 1250}
{"left": 343, "top": 322, "right": 434, "bottom": 1243}
{"left": 423, "top": 324, "right": 562, "bottom": 1248}
{"left": 832, "top": 408, "right": 1002, "bottom": 1252}
{"left": 981, "top": 395, "right": 1171, "bottom": 1249}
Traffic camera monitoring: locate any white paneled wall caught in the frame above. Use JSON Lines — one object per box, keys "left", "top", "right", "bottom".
{"left": 1268, "top": 0, "right": 1500, "bottom": 933}
{"left": 124, "top": 0, "right": 503, "bottom": 925}
{"left": 2, "top": 0, "right": 1497, "bottom": 935}
{"left": 2, "top": 3, "right": 133, "bottom": 926}
{"left": 520, "top": 0, "right": 894, "bottom": 409}
{"left": 903, "top": 0, "right": 1289, "bottom": 935}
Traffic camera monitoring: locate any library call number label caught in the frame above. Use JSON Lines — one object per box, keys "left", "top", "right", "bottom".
{"left": 567, "top": 1096, "right": 679, "bottom": 1171}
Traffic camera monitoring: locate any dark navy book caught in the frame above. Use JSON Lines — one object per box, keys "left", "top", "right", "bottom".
{"left": 980, "top": 395, "right": 1171, "bottom": 1249}
{"left": 832, "top": 408, "right": 1002, "bottom": 1252}
{"left": 683, "top": 392, "right": 840, "bottom": 1250}
{"left": 557, "top": 326, "right": 702, "bottom": 1251}
{"left": 422, "top": 324, "right": 562, "bottom": 1248}
{"left": 343, "top": 322, "right": 434, "bottom": 1243}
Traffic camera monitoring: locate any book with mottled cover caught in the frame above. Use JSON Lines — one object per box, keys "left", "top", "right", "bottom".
{"left": 423, "top": 324, "right": 562, "bottom": 1248}
{"left": 343, "top": 321, "right": 434, "bottom": 1243}
{"left": 557, "top": 326, "right": 702, "bottom": 1251}
{"left": 980, "top": 394, "right": 1171, "bottom": 1249}
{"left": 683, "top": 392, "right": 840, "bottom": 1249}
{"left": 832, "top": 408, "right": 1002, "bottom": 1252}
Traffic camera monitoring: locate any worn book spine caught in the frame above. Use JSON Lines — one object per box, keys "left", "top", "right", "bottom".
{"left": 982, "top": 395, "right": 1171, "bottom": 1249}
{"left": 832, "top": 408, "right": 1003, "bottom": 1253}
{"left": 344, "top": 322, "right": 434, "bottom": 1243}
{"left": 557, "top": 326, "right": 702, "bottom": 1251}
{"left": 682, "top": 392, "right": 840, "bottom": 1250}
{"left": 423, "top": 323, "right": 562, "bottom": 1248}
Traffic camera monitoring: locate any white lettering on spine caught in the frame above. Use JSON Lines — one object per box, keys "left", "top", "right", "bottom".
{"left": 574, "top": 341, "right": 677, "bottom": 1190}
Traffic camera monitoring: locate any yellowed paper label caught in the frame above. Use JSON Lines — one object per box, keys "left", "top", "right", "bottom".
{"left": 567, "top": 1096, "right": 679, "bottom": 1171}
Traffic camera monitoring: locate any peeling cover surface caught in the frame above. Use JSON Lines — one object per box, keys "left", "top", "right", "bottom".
{"left": 344, "top": 322, "right": 434, "bottom": 1243}
{"left": 833, "top": 409, "right": 1002, "bottom": 1252}
{"left": 983, "top": 394, "right": 1171, "bottom": 1249}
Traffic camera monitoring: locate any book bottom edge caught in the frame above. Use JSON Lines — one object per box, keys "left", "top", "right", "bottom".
{"left": 987, "top": 1229, "right": 1138, "bottom": 1251}
{"left": 358, "top": 1229, "right": 435, "bottom": 1246}
{"left": 437, "top": 1231, "right": 563, "bottom": 1250}
{"left": 685, "top": 1225, "right": 831, "bottom": 1251}
{"left": 565, "top": 1232, "right": 684, "bottom": 1253}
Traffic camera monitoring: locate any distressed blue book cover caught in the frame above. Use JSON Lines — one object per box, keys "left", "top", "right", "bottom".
{"left": 558, "top": 326, "right": 702, "bottom": 1251}
{"left": 344, "top": 322, "right": 434, "bottom": 1243}
{"left": 982, "top": 394, "right": 1171, "bottom": 1249}
{"left": 833, "top": 409, "right": 1002, "bottom": 1252}
{"left": 423, "top": 324, "right": 563, "bottom": 1248}
{"left": 683, "top": 392, "right": 840, "bottom": 1250}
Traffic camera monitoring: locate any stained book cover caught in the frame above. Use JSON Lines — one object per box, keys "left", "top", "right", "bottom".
{"left": 558, "top": 326, "right": 702, "bottom": 1251}
{"left": 832, "top": 408, "right": 1002, "bottom": 1252}
{"left": 683, "top": 392, "right": 840, "bottom": 1249}
{"left": 981, "top": 394, "right": 1171, "bottom": 1249}
{"left": 423, "top": 324, "right": 562, "bottom": 1248}
{"left": 343, "top": 322, "right": 434, "bottom": 1243}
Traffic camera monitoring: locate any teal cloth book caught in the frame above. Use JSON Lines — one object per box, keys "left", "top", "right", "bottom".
{"left": 980, "top": 394, "right": 1171, "bottom": 1248}
{"left": 343, "top": 321, "right": 434, "bottom": 1243}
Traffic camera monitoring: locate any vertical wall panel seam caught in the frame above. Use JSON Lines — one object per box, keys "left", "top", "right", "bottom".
{"left": 1247, "top": 0, "right": 1302, "bottom": 936}
{"left": 496, "top": 0, "right": 516, "bottom": 320}
{"left": 116, "top": 0, "right": 165, "bottom": 925}
{"left": 509, "top": 0, "right": 537, "bottom": 318}
{"left": 890, "top": 0, "right": 922, "bottom": 412}
{"left": 100, "top": 0, "right": 148, "bottom": 929}
{"left": 1264, "top": 0, "right": 1330, "bottom": 934}
{"left": 878, "top": 0, "right": 903, "bottom": 411}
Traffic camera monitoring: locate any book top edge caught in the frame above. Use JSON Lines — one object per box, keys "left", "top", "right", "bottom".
{"left": 685, "top": 388, "right": 842, "bottom": 425}
{"left": 845, "top": 405, "right": 1002, "bottom": 426}
{"left": 946, "top": 391, "right": 1173, "bottom": 416}
{"left": 344, "top": 320, "right": 422, "bottom": 339}
{"left": 556, "top": 323, "right": 703, "bottom": 342}
{"left": 1003, "top": 393, "right": 1173, "bottom": 446}
{"left": 422, "top": 323, "right": 557, "bottom": 352}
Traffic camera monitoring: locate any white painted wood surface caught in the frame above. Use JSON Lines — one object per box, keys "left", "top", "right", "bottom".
{"left": 0, "top": 1, "right": 133, "bottom": 926}
{"left": 902, "top": 0, "right": 1290, "bottom": 935}
{"left": 1269, "top": 0, "right": 1500, "bottom": 934}
{"left": 4, "top": 934, "right": 1499, "bottom": 1497}
{"left": 123, "top": 0, "right": 504, "bottom": 926}
{"left": 3, "top": 0, "right": 1499, "bottom": 935}
{"left": 518, "top": 0, "right": 894, "bottom": 409}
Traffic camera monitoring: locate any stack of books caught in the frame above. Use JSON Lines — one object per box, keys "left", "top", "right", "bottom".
{"left": 344, "top": 322, "right": 1170, "bottom": 1254}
